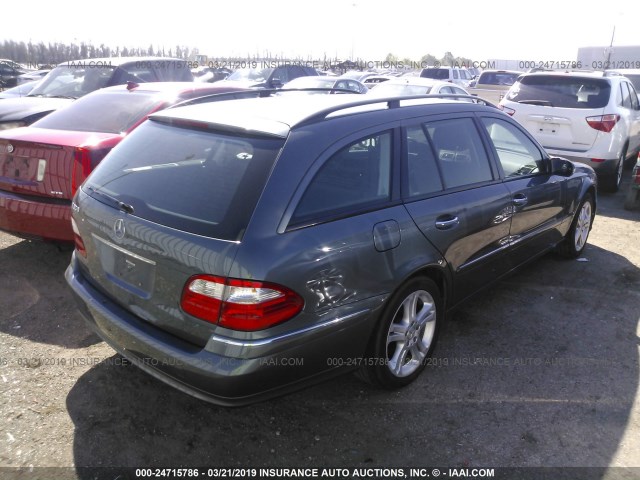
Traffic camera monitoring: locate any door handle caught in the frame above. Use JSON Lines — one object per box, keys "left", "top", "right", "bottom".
{"left": 513, "top": 194, "right": 528, "bottom": 207}
{"left": 435, "top": 216, "right": 459, "bottom": 230}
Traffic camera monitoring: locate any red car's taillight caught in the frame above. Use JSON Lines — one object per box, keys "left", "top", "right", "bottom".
{"left": 71, "top": 148, "right": 92, "bottom": 196}
{"left": 71, "top": 217, "right": 87, "bottom": 257}
{"left": 586, "top": 114, "right": 620, "bottom": 133}
{"left": 180, "top": 275, "right": 304, "bottom": 331}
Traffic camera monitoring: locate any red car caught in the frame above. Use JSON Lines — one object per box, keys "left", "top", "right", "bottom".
{"left": 0, "top": 82, "right": 248, "bottom": 242}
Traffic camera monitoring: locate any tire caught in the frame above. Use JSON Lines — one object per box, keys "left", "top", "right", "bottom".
{"left": 601, "top": 149, "right": 626, "bottom": 193}
{"left": 557, "top": 193, "right": 594, "bottom": 259}
{"left": 624, "top": 186, "right": 640, "bottom": 210}
{"left": 357, "top": 277, "right": 442, "bottom": 389}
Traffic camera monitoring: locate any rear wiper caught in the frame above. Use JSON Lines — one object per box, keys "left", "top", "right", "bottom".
{"left": 85, "top": 186, "right": 134, "bottom": 214}
{"left": 517, "top": 99, "right": 553, "bottom": 106}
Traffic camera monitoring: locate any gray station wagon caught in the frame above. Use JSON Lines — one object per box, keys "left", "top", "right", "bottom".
{"left": 65, "top": 94, "right": 597, "bottom": 406}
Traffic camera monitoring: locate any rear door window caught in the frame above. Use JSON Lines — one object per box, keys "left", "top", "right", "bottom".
{"left": 292, "top": 131, "right": 392, "bottom": 224}
{"left": 422, "top": 118, "right": 494, "bottom": 188}
{"left": 84, "top": 120, "right": 284, "bottom": 240}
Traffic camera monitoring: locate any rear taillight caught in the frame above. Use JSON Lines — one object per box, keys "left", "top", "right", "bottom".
{"left": 586, "top": 114, "right": 620, "bottom": 133}
{"left": 180, "top": 275, "right": 304, "bottom": 331}
{"left": 499, "top": 105, "right": 515, "bottom": 116}
{"left": 71, "top": 217, "right": 87, "bottom": 257}
{"left": 71, "top": 148, "right": 92, "bottom": 196}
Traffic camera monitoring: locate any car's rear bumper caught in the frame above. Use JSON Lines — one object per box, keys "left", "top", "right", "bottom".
{"left": 0, "top": 190, "right": 72, "bottom": 242}
{"left": 65, "top": 253, "right": 380, "bottom": 406}
{"left": 544, "top": 151, "right": 619, "bottom": 176}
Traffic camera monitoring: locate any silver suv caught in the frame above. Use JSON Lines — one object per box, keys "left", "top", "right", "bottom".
{"left": 66, "top": 94, "right": 597, "bottom": 405}
{"left": 500, "top": 71, "right": 640, "bottom": 191}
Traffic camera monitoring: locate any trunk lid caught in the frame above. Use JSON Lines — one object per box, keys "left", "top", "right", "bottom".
{"left": 0, "top": 127, "right": 121, "bottom": 199}
{"left": 503, "top": 74, "right": 612, "bottom": 152}
{"left": 73, "top": 117, "right": 285, "bottom": 345}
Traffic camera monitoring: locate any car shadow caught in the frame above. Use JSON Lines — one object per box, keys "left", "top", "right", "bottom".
{"left": 0, "top": 239, "right": 100, "bottom": 348}
{"left": 67, "top": 243, "right": 639, "bottom": 475}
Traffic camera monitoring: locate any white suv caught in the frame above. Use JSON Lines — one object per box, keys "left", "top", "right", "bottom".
{"left": 500, "top": 71, "right": 640, "bottom": 191}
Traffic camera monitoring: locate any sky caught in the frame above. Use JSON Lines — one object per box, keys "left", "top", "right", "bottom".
{"left": 1, "top": 0, "right": 636, "bottom": 63}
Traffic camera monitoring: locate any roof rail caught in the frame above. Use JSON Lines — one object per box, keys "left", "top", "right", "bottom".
{"left": 294, "top": 93, "right": 498, "bottom": 127}
{"left": 169, "top": 87, "right": 364, "bottom": 109}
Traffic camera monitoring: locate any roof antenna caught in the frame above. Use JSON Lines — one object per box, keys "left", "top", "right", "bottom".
{"left": 604, "top": 26, "right": 616, "bottom": 71}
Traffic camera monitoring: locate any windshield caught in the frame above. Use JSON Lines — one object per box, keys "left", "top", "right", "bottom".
{"left": 84, "top": 120, "right": 284, "bottom": 240}
{"left": 32, "top": 91, "right": 161, "bottom": 134}
{"left": 28, "top": 64, "right": 116, "bottom": 99}
{"left": 506, "top": 75, "right": 611, "bottom": 108}
{"left": 227, "top": 68, "right": 274, "bottom": 82}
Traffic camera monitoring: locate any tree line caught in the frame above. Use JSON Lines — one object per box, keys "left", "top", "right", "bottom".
{"left": 0, "top": 40, "right": 197, "bottom": 67}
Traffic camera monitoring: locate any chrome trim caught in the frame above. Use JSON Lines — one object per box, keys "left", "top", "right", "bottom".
{"left": 210, "top": 309, "right": 368, "bottom": 348}
{"left": 91, "top": 234, "right": 157, "bottom": 265}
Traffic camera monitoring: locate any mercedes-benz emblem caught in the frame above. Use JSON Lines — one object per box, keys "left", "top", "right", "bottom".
{"left": 6, "top": 144, "right": 14, "bottom": 154}
{"left": 113, "top": 219, "right": 126, "bottom": 239}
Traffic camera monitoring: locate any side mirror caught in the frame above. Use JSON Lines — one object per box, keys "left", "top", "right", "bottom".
{"left": 550, "top": 157, "right": 574, "bottom": 176}
{"left": 270, "top": 77, "right": 283, "bottom": 89}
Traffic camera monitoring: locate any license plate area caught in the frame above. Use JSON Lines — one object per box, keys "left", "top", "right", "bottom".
{"left": 91, "top": 234, "right": 156, "bottom": 298}
{"left": 0, "top": 155, "right": 45, "bottom": 183}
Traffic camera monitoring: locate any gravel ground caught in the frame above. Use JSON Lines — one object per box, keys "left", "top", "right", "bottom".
{"left": 1, "top": 174, "right": 639, "bottom": 480}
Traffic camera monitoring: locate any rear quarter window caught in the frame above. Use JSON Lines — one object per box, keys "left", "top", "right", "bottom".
{"left": 291, "top": 131, "right": 392, "bottom": 225}
{"left": 84, "top": 120, "right": 284, "bottom": 240}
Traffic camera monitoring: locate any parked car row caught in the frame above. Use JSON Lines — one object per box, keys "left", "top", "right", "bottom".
{"left": 3, "top": 55, "right": 634, "bottom": 406}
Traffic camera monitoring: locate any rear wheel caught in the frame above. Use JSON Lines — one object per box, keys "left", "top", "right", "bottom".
{"left": 557, "top": 193, "right": 594, "bottom": 258}
{"left": 602, "top": 149, "right": 626, "bottom": 192}
{"left": 357, "top": 277, "right": 442, "bottom": 388}
{"left": 624, "top": 186, "right": 640, "bottom": 210}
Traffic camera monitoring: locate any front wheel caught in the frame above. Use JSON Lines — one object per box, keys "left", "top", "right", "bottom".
{"left": 358, "top": 277, "right": 442, "bottom": 389}
{"left": 557, "top": 193, "right": 594, "bottom": 258}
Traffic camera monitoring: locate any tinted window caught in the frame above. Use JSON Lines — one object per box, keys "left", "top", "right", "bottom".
{"left": 421, "top": 68, "right": 449, "bottom": 80}
{"left": 453, "top": 70, "right": 459, "bottom": 79}
{"left": 620, "top": 82, "right": 632, "bottom": 109}
{"left": 85, "top": 120, "right": 284, "bottom": 240}
{"left": 293, "top": 131, "right": 392, "bottom": 223}
{"left": 628, "top": 83, "right": 640, "bottom": 110}
{"left": 33, "top": 91, "right": 161, "bottom": 133}
{"left": 405, "top": 126, "right": 443, "bottom": 197}
{"left": 479, "top": 72, "right": 519, "bottom": 86}
{"left": 506, "top": 75, "right": 611, "bottom": 108}
{"left": 423, "top": 118, "right": 493, "bottom": 188}
{"left": 481, "top": 118, "right": 544, "bottom": 177}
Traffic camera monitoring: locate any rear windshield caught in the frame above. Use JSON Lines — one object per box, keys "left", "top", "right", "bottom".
{"left": 84, "top": 120, "right": 284, "bottom": 240}
{"left": 421, "top": 68, "right": 449, "bottom": 80}
{"left": 478, "top": 72, "right": 519, "bottom": 86}
{"left": 505, "top": 75, "right": 611, "bottom": 108}
{"left": 29, "top": 64, "right": 116, "bottom": 99}
{"left": 32, "top": 91, "right": 161, "bottom": 133}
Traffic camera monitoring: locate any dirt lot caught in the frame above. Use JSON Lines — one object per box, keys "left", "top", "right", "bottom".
{"left": 1, "top": 173, "right": 639, "bottom": 480}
